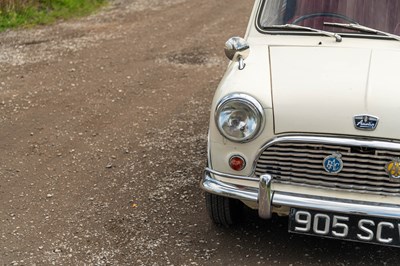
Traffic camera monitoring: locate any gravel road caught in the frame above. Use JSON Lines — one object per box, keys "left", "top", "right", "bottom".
{"left": 1, "top": 0, "right": 400, "bottom": 265}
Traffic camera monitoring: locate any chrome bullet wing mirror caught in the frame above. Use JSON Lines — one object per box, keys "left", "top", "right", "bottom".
{"left": 224, "top": 37, "right": 250, "bottom": 70}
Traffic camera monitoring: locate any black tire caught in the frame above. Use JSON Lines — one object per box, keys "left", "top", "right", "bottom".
{"left": 205, "top": 192, "right": 243, "bottom": 227}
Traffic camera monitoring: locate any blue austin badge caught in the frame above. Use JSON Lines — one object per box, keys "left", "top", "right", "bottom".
{"left": 323, "top": 153, "right": 343, "bottom": 174}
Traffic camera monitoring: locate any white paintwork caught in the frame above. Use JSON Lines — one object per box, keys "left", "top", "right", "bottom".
{"left": 271, "top": 46, "right": 400, "bottom": 139}
{"left": 208, "top": 0, "right": 400, "bottom": 209}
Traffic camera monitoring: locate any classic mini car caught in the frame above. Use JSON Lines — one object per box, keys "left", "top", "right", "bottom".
{"left": 201, "top": 0, "right": 400, "bottom": 247}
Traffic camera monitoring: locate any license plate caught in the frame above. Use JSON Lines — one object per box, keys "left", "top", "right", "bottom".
{"left": 289, "top": 208, "right": 400, "bottom": 247}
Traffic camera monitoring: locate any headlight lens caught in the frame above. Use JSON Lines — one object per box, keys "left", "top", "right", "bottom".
{"left": 215, "top": 94, "right": 263, "bottom": 142}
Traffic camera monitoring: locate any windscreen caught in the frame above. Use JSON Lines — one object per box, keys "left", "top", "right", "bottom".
{"left": 259, "top": 0, "right": 400, "bottom": 35}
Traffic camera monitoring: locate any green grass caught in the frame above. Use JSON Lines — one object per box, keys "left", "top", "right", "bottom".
{"left": 0, "top": 0, "right": 107, "bottom": 31}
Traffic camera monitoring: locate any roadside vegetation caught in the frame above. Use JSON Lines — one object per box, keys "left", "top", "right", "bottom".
{"left": 0, "top": 0, "right": 107, "bottom": 31}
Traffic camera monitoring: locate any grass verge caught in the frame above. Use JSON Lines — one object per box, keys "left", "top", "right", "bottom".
{"left": 0, "top": 0, "right": 107, "bottom": 31}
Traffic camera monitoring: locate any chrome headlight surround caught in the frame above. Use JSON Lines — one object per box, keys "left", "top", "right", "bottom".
{"left": 215, "top": 93, "right": 264, "bottom": 143}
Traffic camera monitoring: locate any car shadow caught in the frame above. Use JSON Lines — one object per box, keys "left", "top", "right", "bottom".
{"left": 211, "top": 206, "right": 400, "bottom": 265}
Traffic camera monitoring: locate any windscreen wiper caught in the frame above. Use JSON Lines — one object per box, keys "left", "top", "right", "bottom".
{"left": 270, "top": 24, "right": 342, "bottom": 42}
{"left": 324, "top": 22, "right": 400, "bottom": 42}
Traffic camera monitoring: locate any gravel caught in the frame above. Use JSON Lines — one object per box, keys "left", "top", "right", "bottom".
{"left": 1, "top": 0, "right": 400, "bottom": 265}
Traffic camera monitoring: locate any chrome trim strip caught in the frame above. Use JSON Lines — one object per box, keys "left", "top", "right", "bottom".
{"left": 258, "top": 136, "right": 400, "bottom": 154}
{"left": 273, "top": 193, "right": 400, "bottom": 219}
{"left": 201, "top": 171, "right": 400, "bottom": 220}
{"left": 271, "top": 180, "right": 400, "bottom": 197}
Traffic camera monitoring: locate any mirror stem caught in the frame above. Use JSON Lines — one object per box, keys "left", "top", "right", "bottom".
{"left": 238, "top": 57, "right": 246, "bottom": 70}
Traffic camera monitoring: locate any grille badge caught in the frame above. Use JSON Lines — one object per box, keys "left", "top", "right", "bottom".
{"left": 385, "top": 158, "right": 400, "bottom": 179}
{"left": 323, "top": 153, "right": 343, "bottom": 174}
{"left": 353, "top": 114, "right": 379, "bottom": 131}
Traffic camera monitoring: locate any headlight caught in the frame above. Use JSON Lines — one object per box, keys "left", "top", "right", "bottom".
{"left": 215, "top": 94, "right": 264, "bottom": 142}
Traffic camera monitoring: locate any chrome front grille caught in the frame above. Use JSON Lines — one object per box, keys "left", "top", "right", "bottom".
{"left": 255, "top": 138, "right": 400, "bottom": 196}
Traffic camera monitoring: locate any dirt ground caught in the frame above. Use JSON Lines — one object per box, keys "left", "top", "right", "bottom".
{"left": 1, "top": 0, "right": 400, "bottom": 265}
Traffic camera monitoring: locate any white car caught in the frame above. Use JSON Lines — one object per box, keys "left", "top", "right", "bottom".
{"left": 201, "top": 0, "right": 400, "bottom": 247}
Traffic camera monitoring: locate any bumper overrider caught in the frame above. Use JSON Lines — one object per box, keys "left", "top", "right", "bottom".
{"left": 201, "top": 168, "right": 400, "bottom": 220}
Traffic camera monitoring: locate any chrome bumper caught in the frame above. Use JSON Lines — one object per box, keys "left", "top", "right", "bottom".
{"left": 201, "top": 168, "right": 400, "bottom": 220}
